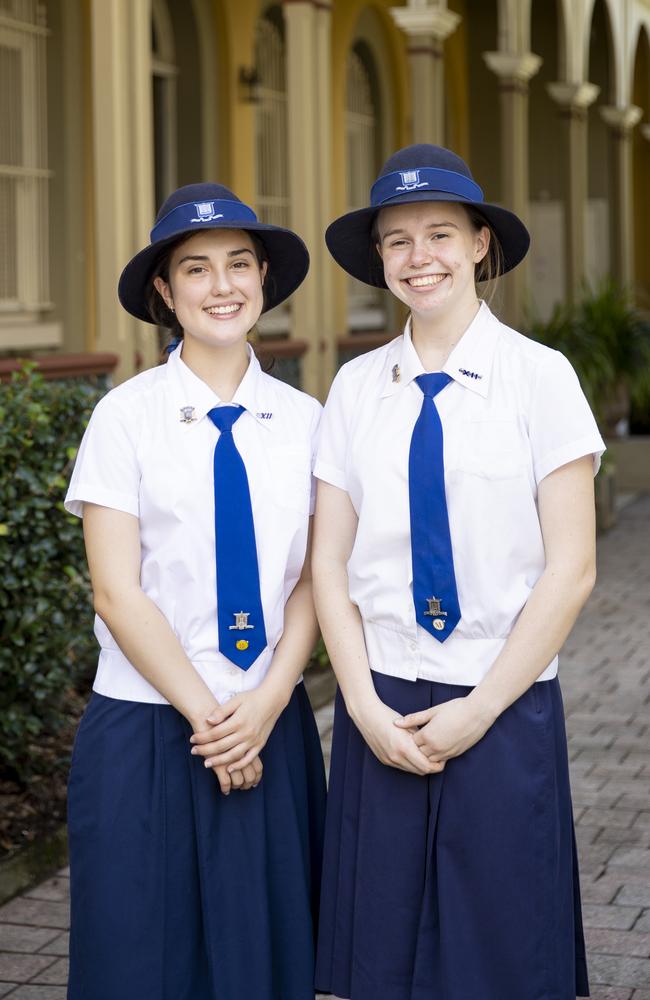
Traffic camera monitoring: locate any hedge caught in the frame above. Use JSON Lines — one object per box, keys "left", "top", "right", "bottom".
{"left": 0, "top": 364, "right": 105, "bottom": 784}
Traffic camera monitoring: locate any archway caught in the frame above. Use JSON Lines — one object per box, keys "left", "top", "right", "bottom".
{"left": 345, "top": 40, "right": 384, "bottom": 330}
{"left": 586, "top": 0, "right": 615, "bottom": 286}
{"left": 528, "top": 0, "right": 565, "bottom": 318}
{"left": 463, "top": 0, "right": 501, "bottom": 203}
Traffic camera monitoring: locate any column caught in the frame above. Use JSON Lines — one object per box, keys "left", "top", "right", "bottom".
{"left": 599, "top": 105, "right": 643, "bottom": 289}
{"left": 314, "top": 2, "right": 336, "bottom": 395}
{"left": 546, "top": 82, "right": 600, "bottom": 302}
{"left": 483, "top": 52, "right": 541, "bottom": 329}
{"left": 389, "top": 5, "right": 460, "bottom": 145}
{"left": 284, "top": 0, "right": 334, "bottom": 399}
{"left": 90, "top": 0, "right": 157, "bottom": 382}
{"left": 128, "top": 1, "right": 158, "bottom": 373}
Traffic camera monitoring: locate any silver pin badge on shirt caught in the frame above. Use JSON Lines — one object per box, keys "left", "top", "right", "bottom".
{"left": 179, "top": 406, "right": 196, "bottom": 424}
{"left": 392, "top": 364, "right": 401, "bottom": 383}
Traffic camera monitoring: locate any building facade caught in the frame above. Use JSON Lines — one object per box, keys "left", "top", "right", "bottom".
{"left": 1, "top": 0, "right": 649, "bottom": 397}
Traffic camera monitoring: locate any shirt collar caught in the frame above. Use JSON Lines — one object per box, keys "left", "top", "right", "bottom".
{"left": 166, "top": 342, "right": 274, "bottom": 429}
{"left": 380, "top": 300, "right": 500, "bottom": 399}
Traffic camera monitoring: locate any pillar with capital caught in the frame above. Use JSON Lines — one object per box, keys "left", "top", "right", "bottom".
{"left": 599, "top": 105, "right": 643, "bottom": 290}
{"left": 546, "top": 82, "right": 600, "bottom": 302}
{"left": 483, "top": 51, "right": 541, "bottom": 329}
{"left": 389, "top": 4, "right": 460, "bottom": 146}
{"left": 283, "top": 0, "right": 335, "bottom": 399}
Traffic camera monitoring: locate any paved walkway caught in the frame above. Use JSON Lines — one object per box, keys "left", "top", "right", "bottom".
{"left": 0, "top": 496, "right": 648, "bottom": 998}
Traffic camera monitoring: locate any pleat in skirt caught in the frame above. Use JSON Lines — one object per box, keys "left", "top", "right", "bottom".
{"left": 67, "top": 682, "right": 326, "bottom": 1000}
{"left": 315, "top": 672, "right": 589, "bottom": 1000}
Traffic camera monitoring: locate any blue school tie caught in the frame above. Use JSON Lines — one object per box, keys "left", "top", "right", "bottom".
{"left": 409, "top": 373, "right": 461, "bottom": 642}
{"left": 208, "top": 406, "right": 267, "bottom": 668}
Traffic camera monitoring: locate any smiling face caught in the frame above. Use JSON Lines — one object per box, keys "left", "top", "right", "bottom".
{"left": 376, "top": 201, "right": 490, "bottom": 322}
{"left": 153, "top": 228, "right": 267, "bottom": 350}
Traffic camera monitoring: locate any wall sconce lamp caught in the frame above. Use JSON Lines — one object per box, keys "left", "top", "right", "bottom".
{"left": 239, "top": 66, "right": 261, "bottom": 104}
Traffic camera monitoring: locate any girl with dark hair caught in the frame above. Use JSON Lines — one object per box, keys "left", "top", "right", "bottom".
{"left": 64, "top": 182, "right": 326, "bottom": 1000}
{"left": 313, "top": 144, "right": 603, "bottom": 1000}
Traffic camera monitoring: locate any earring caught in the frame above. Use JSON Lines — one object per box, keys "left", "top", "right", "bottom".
{"left": 169, "top": 304, "right": 175, "bottom": 312}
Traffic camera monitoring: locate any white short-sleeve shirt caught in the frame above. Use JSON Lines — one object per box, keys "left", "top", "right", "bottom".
{"left": 65, "top": 344, "right": 321, "bottom": 704}
{"left": 315, "top": 301, "right": 605, "bottom": 686}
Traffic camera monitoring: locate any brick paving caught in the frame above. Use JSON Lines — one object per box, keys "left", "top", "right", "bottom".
{"left": 0, "top": 495, "right": 648, "bottom": 997}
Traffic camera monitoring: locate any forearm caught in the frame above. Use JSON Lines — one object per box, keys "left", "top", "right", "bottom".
{"left": 312, "top": 559, "right": 379, "bottom": 725}
{"left": 468, "top": 562, "right": 595, "bottom": 725}
{"left": 94, "top": 586, "right": 218, "bottom": 729}
{"left": 260, "top": 577, "right": 319, "bottom": 707}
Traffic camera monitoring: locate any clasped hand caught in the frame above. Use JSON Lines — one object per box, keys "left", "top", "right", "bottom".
{"left": 191, "top": 684, "right": 284, "bottom": 794}
{"left": 393, "top": 695, "right": 492, "bottom": 763}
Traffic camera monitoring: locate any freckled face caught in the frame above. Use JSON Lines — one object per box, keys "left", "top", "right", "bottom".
{"left": 154, "top": 229, "right": 267, "bottom": 349}
{"left": 376, "top": 202, "right": 489, "bottom": 320}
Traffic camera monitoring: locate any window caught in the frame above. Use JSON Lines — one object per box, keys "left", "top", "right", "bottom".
{"left": 0, "top": 0, "right": 51, "bottom": 318}
{"left": 255, "top": 6, "right": 289, "bottom": 230}
{"left": 346, "top": 42, "right": 384, "bottom": 330}
{"left": 255, "top": 5, "right": 290, "bottom": 335}
{"left": 151, "top": 0, "right": 178, "bottom": 209}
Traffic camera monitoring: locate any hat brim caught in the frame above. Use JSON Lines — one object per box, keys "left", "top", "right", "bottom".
{"left": 325, "top": 191, "right": 530, "bottom": 287}
{"left": 118, "top": 220, "right": 310, "bottom": 323}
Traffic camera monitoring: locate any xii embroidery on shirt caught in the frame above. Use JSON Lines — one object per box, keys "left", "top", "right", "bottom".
{"left": 458, "top": 368, "right": 482, "bottom": 380}
{"left": 256, "top": 412, "right": 273, "bottom": 419}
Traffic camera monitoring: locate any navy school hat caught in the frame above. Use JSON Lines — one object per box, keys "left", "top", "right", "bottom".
{"left": 118, "top": 182, "right": 310, "bottom": 322}
{"left": 325, "top": 144, "right": 530, "bottom": 287}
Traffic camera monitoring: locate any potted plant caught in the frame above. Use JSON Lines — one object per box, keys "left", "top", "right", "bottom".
{"left": 526, "top": 281, "right": 650, "bottom": 531}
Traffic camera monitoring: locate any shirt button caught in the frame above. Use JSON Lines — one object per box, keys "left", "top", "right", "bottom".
{"left": 409, "top": 640, "right": 417, "bottom": 652}
{"left": 228, "top": 665, "right": 238, "bottom": 676}
{"left": 225, "top": 690, "right": 237, "bottom": 701}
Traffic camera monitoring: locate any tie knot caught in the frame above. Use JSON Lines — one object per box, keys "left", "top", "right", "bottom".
{"left": 208, "top": 405, "right": 244, "bottom": 433}
{"left": 415, "top": 372, "right": 452, "bottom": 399}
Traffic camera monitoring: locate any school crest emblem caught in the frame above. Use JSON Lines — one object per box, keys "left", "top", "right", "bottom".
{"left": 395, "top": 170, "right": 428, "bottom": 193}
{"left": 179, "top": 406, "right": 196, "bottom": 424}
{"left": 229, "top": 611, "right": 255, "bottom": 631}
{"left": 424, "top": 596, "right": 447, "bottom": 618}
{"left": 190, "top": 201, "right": 225, "bottom": 223}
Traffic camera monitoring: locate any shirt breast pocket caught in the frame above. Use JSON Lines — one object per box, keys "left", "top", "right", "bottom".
{"left": 267, "top": 445, "right": 312, "bottom": 514}
{"left": 454, "top": 417, "right": 525, "bottom": 480}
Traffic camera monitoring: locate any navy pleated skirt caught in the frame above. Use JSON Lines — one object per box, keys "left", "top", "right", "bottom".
{"left": 316, "top": 672, "right": 589, "bottom": 1000}
{"left": 67, "top": 683, "right": 326, "bottom": 1000}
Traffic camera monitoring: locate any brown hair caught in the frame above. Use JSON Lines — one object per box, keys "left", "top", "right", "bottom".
{"left": 464, "top": 206, "right": 505, "bottom": 304}
{"left": 146, "top": 230, "right": 271, "bottom": 353}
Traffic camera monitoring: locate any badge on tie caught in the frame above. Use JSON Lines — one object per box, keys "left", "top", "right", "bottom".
{"left": 409, "top": 373, "right": 461, "bottom": 642}
{"left": 208, "top": 406, "right": 267, "bottom": 668}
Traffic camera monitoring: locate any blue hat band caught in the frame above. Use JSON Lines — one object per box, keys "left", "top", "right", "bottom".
{"left": 151, "top": 199, "right": 258, "bottom": 242}
{"left": 371, "top": 167, "right": 483, "bottom": 207}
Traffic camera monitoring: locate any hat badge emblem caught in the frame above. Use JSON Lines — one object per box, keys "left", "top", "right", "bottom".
{"left": 396, "top": 170, "right": 428, "bottom": 192}
{"left": 191, "top": 201, "right": 225, "bottom": 223}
